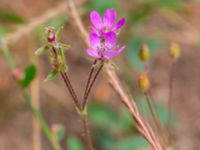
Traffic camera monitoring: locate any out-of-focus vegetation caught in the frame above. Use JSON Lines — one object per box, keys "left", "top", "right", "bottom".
{"left": 0, "top": 0, "right": 199, "bottom": 150}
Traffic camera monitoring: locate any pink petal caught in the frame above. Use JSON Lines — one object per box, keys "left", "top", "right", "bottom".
{"left": 89, "top": 33, "right": 101, "bottom": 49}
{"left": 103, "top": 32, "right": 117, "bottom": 49}
{"left": 87, "top": 49, "right": 100, "bottom": 58}
{"left": 89, "top": 26, "right": 99, "bottom": 35}
{"left": 116, "top": 45, "right": 126, "bottom": 53}
{"left": 103, "top": 50, "right": 119, "bottom": 59}
{"left": 103, "top": 45, "right": 126, "bottom": 59}
{"left": 103, "top": 8, "right": 116, "bottom": 29}
{"left": 112, "top": 17, "right": 126, "bottom": 31}
{"left": 90, "top": 11, "right": 102, "bottom": 29}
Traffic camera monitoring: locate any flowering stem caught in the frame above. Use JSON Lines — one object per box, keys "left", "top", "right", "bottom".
{"left": 23, "top": 89, "right": 62, "bottom": 150}
{"left": 82, "top": 60, "right": 97, "bottom": 105}
{"left": 167, "top": 61, "right": 175, "bottom": 143}
{"left": 51, "top": 46, "right": 81, "bottom": 109}
{"left": 1, "top": 41, "right": 62, "bottom": 150}
{"left": 82, "top": 61, "right": 104, "bottom": 109}
{"left": 80, "top": 113, "right": 94, "bottom": 150}
{"left": 61, "top": 72, "right": 81, "bottom": 109}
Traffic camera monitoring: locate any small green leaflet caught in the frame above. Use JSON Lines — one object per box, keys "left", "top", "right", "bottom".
{"left": 44, "top": 69, "right": 58, "bottom": 82}
{"left": 21, "top": 64, "right": 37, "bottom": 88}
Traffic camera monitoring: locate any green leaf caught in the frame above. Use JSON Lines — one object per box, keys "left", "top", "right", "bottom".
{"left": 67, "top": 135, "right": 85, "bottom": 150}
{"left": 59, "top": 43, "right": 70, "bottom": 50}
{"left": 44, "top": 69, "right": 58, "bottom": 82}
{"left": 56, "top": 26, "right": 63, "bottom": 40}
{"left": 0, "top": 9, "right": 26, "bottom": 23}
{"left": 35, "top": 45, "right": 50, "bottom": 56}
{"left": 21, "top": 64, "right": 37, "bottom": 88}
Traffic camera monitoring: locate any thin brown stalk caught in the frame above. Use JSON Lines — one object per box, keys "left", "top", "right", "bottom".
{"left": 167, "top": 61, "right": 175, "bottom": 144}
{"left": 145, "top": 91, "right": 168, "bottom": 149}
{"left": 52, "top": 46, "right": 81, "bottom": 109}
{"left": 82, "top": 60, "right": 97, "bottom": 107}
{"left": 81, "top": 115, "right": 94, "bottom": 150}
{"left": 82, "top": 62, "right": 104, "bottom": 109}
{"left": 66, "top": 0, "right": 163, "bottom": 149}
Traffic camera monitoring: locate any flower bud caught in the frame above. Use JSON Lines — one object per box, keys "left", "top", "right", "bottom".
{"left": 12, "top": 68, "right": 24, "bottom": 81}
{"left": 138, "top": 73, "right": 150, "bottom": 91}
{"left": 169, "top": 42, "right": 180, "bottom": 60}
{"left": 139, "top": 44, "right": 149, "bottom": 62}
{"left": 51, "top": 124, "right": 65, "bottom": 141}
{"left": 46, "top": 27, "right": 56, "bottom": 43}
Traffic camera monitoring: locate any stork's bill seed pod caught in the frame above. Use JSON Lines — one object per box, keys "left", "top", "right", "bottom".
{"left": 139, "top": 43, "right": 149, "bottom": 62}
{"left": 138, "top": 73, "right": 150, "bottom": 91}
{"left": 169, "top": 42, "right": 180, "bottom": 60}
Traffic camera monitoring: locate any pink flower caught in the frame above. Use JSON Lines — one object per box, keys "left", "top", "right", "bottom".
{"left": 90, "top": 8, "right": 126, "bottom": 35}
{"left": 87, "top": 32, "right": 126, "bottom": 59}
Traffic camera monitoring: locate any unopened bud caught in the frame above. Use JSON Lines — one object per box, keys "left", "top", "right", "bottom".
{"left": 169, "top": 42, "right": 180, "bottom": 60}
{"left": 46, "top": 27, "right": 56, "bottom": 43}
{"left": 51, "top": 124, "right": 65, "bottom": 141}
{"left": 138, "top": 73, "right": 150, "bottom": 91}
{"left": 12, "top": 68, "right": 24, "bottom": 81}
{"left": 139, "top": 44, "right": 149, "bottom": 62}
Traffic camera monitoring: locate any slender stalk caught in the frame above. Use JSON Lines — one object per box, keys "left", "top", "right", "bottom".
{"left": 66, "top": 0, "right": 162, "bottom": 149}
{"left": 144, "top": 91, "right": 168, "bottom": 149}
{"left": 24, "top": 90, "right": 62, "bottom": 150}
{"left": 82, "top": 63, "right": 104, "bottom": 109}
{"left": 167, "top": 62, "right": 175, "bottom": 143}
{"left": 52, "top": 46, "right": 81, "bottom": 109}
{"left": 82, "top": 60, "right": 97, "bottom": 104}
{"left": 0, "top": 41, "right": 62, "bottom": 150}
{"left": 80, "top": 113, "right": 94, "bottom": 150}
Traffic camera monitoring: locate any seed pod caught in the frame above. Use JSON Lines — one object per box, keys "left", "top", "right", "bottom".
{"left": 139, "top": 43, "right": 149, "bottom": 62}
{"left": 138, "top": 73, "right": 150, "bottom": 91}
{"left": 169, "top": 42, "right": 180, "bottom": 60}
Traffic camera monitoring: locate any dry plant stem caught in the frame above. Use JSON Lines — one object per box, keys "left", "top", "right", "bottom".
{"left": 66, "top": 0, "right": 162, "bottom": 149}
{"left": 81, "top": 115, "right": 94, "bottom": 150}
{"left": 144, "top": 91, "right": 168, "bottom": 149}
{"left": 82, "top": 61, "right": 104, "bottom": 109}
{"left": 167, "top": 61, "right": 175, "bottom": 144}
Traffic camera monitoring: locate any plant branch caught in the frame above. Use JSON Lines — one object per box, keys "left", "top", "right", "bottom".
{"left": 66, "top": 0, "right": 162, "bottom": 149}
{"left": 82, "top": 61, "right": 104, "bottom": 109}
{"left": 167, "top": 61, "right": 175, "bottom": 144}
{"left": 80, "top": 114, "right": 94, "bottom": 150}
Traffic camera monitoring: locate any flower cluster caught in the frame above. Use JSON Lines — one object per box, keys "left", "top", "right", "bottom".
{"left": 87, "top": 8, "right": 126, "bottom": 59}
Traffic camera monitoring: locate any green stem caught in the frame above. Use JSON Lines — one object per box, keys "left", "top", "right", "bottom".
{"left": 1, "top": 41, "right": 62, "bottom": 150}
{"left": 0, "top": 41, "right": 16, "bottom": 69}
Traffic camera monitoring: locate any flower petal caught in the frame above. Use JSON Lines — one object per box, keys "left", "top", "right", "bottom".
{"left": 103, "top": 8, "right": 116, "bottom": 29}
{"left": 87, "top": 49, "right": 100, "bottom": 58}
{"left": 89, "top": 33, "right": 101, "bottom": 49}
{"left": 89, "top": 26, "right": 99, "bottom": 35}
{"left": 112, "top": 17, "right": 126, "bottom": 31}
{"left": 103, "top": 32, "right": 117, "bottom": 49}
{"left": 103, "top": 45, "right": 126, "bottom": 59}
{"left": 90, "top": 11, "right": 102, "bottom": 29}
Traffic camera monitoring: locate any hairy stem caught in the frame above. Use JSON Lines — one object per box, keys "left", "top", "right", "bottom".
{"left": 82, "top": 62, "right": 104, "bottom": 109}
{"left": 82, "top": 60, "right": 97, "bottom": 105}
{"left": 80, "top": 113, "right": 94, "bottom": 150}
